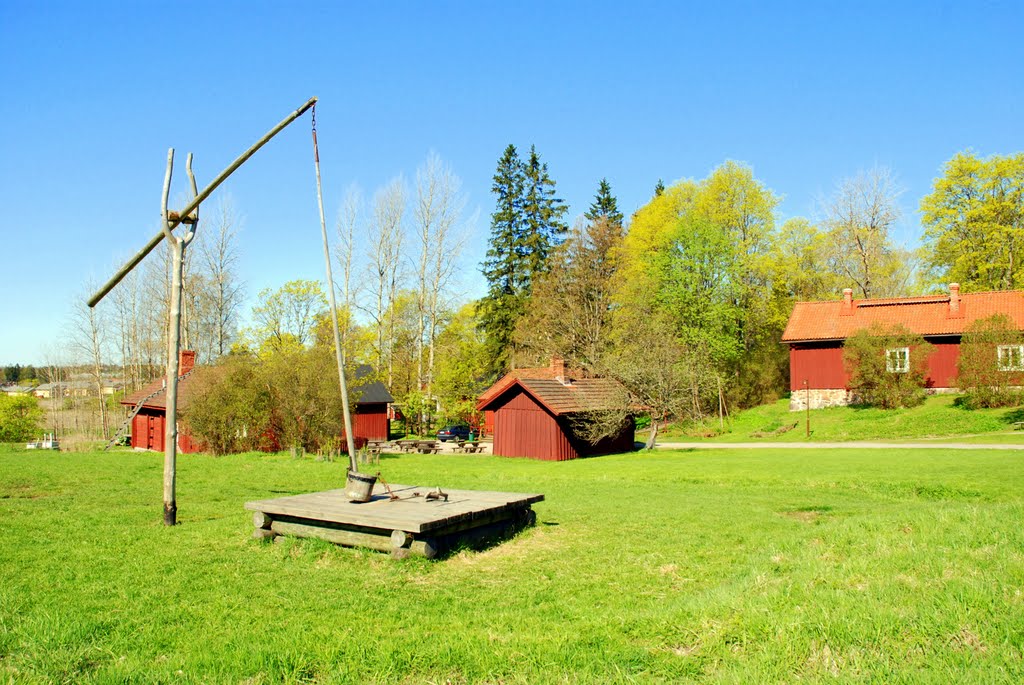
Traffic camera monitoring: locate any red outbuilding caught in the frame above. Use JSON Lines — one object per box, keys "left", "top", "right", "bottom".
{"left": 782, "top": 285, "right": 1024, "bottom": 410}
{"left": 121, "top": 354, "right": 393, "bottom": 452}
{"left": 476, "top": 357, "right": 634, "bottom": 461}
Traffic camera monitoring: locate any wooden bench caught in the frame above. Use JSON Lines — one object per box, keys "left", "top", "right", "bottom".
{"left": 1014, "top": 422, "right": 1024, "bottom": 431}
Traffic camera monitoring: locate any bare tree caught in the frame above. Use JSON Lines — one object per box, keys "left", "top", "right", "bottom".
{"left": 362, "top": 177, "right": 406, "bottom": 384}
{"left": 68, "top": 283, "right": 112, "bottom": 440}
{"left": 335, "top": 184, "right": 363, "bottom": 346}
{"left": 195, "top": 195, "right": 245, "bottom": 358}
{"left": 413, "top": 152, "right": 465, "bottom": 396}
{"left": 823, "top": 167, "right": 915, "bottom": 298}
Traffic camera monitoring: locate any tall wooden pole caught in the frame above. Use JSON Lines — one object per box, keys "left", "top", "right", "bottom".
{"left": 160, "top": 151, "right": 198, "bottom": 526}
{"left": 311, "top": 110, "right": 358, "bottom": 472}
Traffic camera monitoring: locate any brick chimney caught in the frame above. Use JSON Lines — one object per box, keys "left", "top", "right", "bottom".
{"left": 550, "top": 355, "right": 569, "bottom": 385}
{"left": 179, "top": 350, "right": 197, "bottom": 375}
{"left": 841, "top": 288, "right": 854, "bottom": 316}
{"left": 948, "top": 283, "right": 962, "bottom": 318}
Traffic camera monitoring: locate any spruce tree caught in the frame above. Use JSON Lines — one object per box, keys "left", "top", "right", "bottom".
{"left": 585, "top": 178, "right": 624, "bottom": 228}
{"left": 478, "top": 145, "right": 527, "bottom": 375}
{"left": 478, "top": 144, "right": 568, "bottom": 376}
{"left": 522, "top": 145, "right": 569, "bottom": 283}
{"left": 654, "top": 179, "right": 665, "bottom": 197}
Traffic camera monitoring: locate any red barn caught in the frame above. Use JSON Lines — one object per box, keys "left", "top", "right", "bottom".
{"left": 782, "top": 285, "right": 1024, "bottom": 410}
{"left": 476, "top": 357, "right": 634, "bottom": 461}
{"left": 121, "top": 355, "right": 393, "bottom": 452}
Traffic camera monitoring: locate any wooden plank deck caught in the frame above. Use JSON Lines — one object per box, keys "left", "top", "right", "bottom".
{"left": 245, "top": 483, "right": 543, "bottom": 558}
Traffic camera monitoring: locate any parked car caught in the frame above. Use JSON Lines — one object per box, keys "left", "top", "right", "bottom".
{"left": 436, "top": 425, "right": 471, "bottom": 442}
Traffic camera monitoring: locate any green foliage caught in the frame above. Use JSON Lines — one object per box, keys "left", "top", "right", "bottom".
{"left": 433, "top": 304, "right": 488, "bottom": 425}
{"left": 182, "top": 353, "right": 273, "bottom": 455}
{"left": 956, "top": 314, "right": 1024, "bottom": 408}
{"left": 243, "top": 279, "right": 328, "bottom": 354}
{"left": 0, "top": 394, "right": 43, "bottom": 441}
{"left": 3, "top": 448, "right": 1024, "bottom": 681}
{"left": 478, "top": 144, "right": 567, "bottom": 377}
{"left": 612, "top": 161, "right": 788, "bottom": 411}
{"left": 584, "top": 178, "right": 623, "bottom": 228}
{"left": 843, "top": 323, "right": 934, "bottom": 409}
{"left": 921, "top": 151, "right": 1024, "bottom": 290}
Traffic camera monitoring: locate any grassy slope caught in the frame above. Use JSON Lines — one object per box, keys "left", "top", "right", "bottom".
{"left": 2, "top": 448, "right": 1023, "bottom": 683}
{"left": 659, "top": 394, "right": 1024, "bottom": 442}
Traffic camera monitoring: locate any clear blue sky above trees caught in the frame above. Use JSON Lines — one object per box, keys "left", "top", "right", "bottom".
{"left": 1, "top": 0, "right": 1022, "bottom": 364}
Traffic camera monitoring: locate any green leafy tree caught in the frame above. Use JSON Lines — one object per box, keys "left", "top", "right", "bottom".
{"left": 956, "top": 314, "right": 1024, "bottom": 408}
{"left": 921, "top": 151, "right": 1024, "bottom": 291}
{"left": 245, "top": 280, "right": 328, "bottom": 354}
{"left": 842, "top": 323, "right": 934, "bottom": 408}
{"left": 182, "top": 353, "right": 273, "bottom": 455}
{"left": 0, "top": 394, "right": 43, "bottom": 442}
{"left": 433, "top": 304, "right": 489, "bottom": 426}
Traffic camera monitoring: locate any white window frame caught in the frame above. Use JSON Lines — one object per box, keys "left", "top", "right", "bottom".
{"left": 886, "top": 347, "right": 910, "bottom": 373}
{"left": 997, "top": 344, "right": 1024, "bottom": 372}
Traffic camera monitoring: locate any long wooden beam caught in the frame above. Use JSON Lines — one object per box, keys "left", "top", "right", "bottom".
{"left": 87, "top": 96, "right": 318, "bottom": 308}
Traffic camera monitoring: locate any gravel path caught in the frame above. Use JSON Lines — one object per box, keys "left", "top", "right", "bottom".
{"left": 655, "top": 441, "right": 1024, "bottom": 451}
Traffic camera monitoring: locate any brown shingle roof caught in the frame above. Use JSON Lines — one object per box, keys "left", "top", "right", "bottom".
{"left": 782, "top": 290, "right": 1024, "bottom": 342}
{"left": 477, "top": 373, "right": 627, "bottom": 416}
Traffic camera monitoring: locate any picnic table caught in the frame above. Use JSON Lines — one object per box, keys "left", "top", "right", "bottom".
{"left": 415, "top": 440, "right": 440, "bottom": 454}
{"left": 454, "top": 440, "right": 484, "bottom": 454}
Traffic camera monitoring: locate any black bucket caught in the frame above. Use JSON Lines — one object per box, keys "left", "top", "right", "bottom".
{"left": 345, "top": 470, "right": 377, "bottom": 503}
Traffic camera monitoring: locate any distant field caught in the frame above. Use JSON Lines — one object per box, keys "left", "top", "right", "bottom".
{"left": 660, "top": 394, "right": 1024, "bottom": 442}
{"left": 2, "top": 447, "right": 1022, "bottom": 683}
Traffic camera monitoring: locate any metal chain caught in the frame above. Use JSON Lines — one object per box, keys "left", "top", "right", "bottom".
{"left": 311, "top": 103, "right": 316, "bottom": 133}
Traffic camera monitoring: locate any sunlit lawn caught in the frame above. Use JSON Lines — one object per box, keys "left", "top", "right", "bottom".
{"left": 661, "top": 394, "right": 1024, "bottom": 443}
{"left": 1, "top": 447, "right": 1022, "bottom": 683}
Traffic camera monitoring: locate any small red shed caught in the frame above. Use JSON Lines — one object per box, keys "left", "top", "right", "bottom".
{"left": 782, "top": 285, "right": 1024, "bottom": 410}
{"left": 476, "top": 357, "right": 634, "bottom": 461}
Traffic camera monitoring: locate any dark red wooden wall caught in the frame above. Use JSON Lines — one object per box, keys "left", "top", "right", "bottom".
{"left": 492, "top": 389, "right": 579, "bottom": 461}
{"left": 352, "top": 403, "right": 390, "bottom": 441}
{"left": 790, "top": 336, "right": 962, "bottom": 391}
{"left": 130, "top": 408, "right": 201, "bottom": 453}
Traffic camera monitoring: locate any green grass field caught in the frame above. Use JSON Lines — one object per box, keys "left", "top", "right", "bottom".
{"left": 2, "top": 447, "right": 1023, "bottom": 683}
{"left": 661, "top": 394, "right": 1024, "bottom": 442}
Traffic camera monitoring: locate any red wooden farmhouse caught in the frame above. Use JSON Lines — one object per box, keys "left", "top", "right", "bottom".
{"left": 782, "top": 284, "right": 1024, "bottom": 410}
{"left": 476, "top": 357, "right": 634, "bottom": 461}
{"left": 121, "top": 353, "right": 393, "bottom": 453}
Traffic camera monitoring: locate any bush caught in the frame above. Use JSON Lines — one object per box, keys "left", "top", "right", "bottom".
{"left": 0, "top": 394, "right": 43, "bottom": 442}
{"left": 957, "top": 314, "right": 1024, "bottom": 409}
{"left": 843, "top": 323, "right": 933, "bottom": 409}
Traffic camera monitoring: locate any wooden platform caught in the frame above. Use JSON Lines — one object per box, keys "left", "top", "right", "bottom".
{"left": 245, "top": 484, "right": 544, "bottom": 558}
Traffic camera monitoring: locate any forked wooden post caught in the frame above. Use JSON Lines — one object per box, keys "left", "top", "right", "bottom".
{"left": 160, "top": 150, "right": 199, "bottom": 526}
{"left": 86, "top": 97, "right": 318, "bottom": 526}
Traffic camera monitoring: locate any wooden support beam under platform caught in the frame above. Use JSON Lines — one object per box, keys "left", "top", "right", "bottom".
{"left": 245, "top": 484, "right": 544, "bottom": 559}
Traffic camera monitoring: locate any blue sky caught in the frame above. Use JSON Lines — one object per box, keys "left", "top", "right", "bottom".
{"left": 1, "top": 1, "right": 1022, "bottom": 365}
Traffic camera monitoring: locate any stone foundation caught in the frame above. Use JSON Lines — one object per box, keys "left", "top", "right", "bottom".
{"left": 789, "top": 389, "right": 852, "bottom": 411}
{"left": 789, "top": 386, "right": 959, "bottom": 411}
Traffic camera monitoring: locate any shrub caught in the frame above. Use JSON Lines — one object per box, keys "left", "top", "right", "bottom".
{"left": 0, "top": 394, "right": 43, "bottom": 442}
{"left": 843, "top": 323, "right": 934, "bottom": 408}
{"left": 957, "top": 314, "right": 1024, "bottom": 409}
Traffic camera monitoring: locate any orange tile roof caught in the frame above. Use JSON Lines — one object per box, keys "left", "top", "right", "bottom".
{"left": 782, "top": 290, "right": 1024, "bottom": 342}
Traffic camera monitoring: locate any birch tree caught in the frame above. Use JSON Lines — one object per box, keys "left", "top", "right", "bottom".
{"left": 194, "top": 196, "right": 245, "bottom": 359}
{"left": 413, "top": 152, "right": 465, "bottom": 395}
{"left": 363, "top": 177, "right": 406, "bottom": 384}
{"left": 335, "top": 184, "right": 363, "bottom": 345}
{"left": 823, "top": 167, "right": 914, "bottom": 299}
